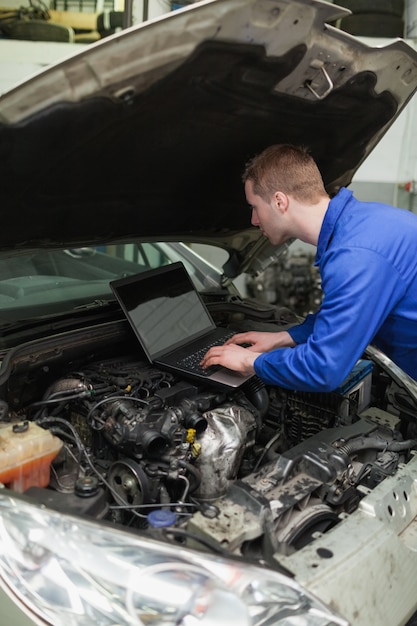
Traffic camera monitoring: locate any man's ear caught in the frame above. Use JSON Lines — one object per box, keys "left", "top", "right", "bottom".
{"left": 273, "top": 191, "right": 289, "bottom": 213}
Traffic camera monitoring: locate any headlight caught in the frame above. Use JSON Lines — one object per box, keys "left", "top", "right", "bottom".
{"left": 0, "top": 492, "right": 349, "bottom": 626}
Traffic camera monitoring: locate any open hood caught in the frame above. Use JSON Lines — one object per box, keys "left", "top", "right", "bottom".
{"left": 1, "top": 0, "right": 417, "bottom": 276}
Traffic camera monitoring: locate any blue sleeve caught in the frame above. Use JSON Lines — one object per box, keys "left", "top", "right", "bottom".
{"left": 254, "top": 247, "right": 407, "bottom": 392}
{"left": 288, "top": 313, "right": 317, "bottom": 344}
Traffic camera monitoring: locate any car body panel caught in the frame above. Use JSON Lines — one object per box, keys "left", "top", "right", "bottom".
{"left": 279, "top": 448, "right": 417, "bottom": 625}
{"left": 0, "top": 582, "right": 45, "bottom": 626}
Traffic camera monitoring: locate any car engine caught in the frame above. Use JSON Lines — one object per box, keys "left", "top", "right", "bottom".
{"left": 245, "top": 250, "right": 323, "bottom": 317}
{"left": 0, "top": 305, "right": 416, "bottom": 566}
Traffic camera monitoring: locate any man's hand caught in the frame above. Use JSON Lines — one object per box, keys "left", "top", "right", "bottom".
{"left": 225, "top": 330, "right": 296, "bottom": 352}
{"left": 200, "top": 343, "right": 259, "bottom": 376}
{"left": 200, "top": 330, "right": 295, "bottom": 375}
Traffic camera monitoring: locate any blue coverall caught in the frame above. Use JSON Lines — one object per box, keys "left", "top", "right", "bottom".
{"left": 254, "top": 187, "right": 417, "bottom": 390}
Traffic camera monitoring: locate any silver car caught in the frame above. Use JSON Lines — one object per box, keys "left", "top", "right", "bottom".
{"left": 0, "top": 1, "right": 417, "bottom": 625}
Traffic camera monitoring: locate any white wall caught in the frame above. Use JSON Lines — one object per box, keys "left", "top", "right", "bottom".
{"left": 131, "top": 0, "right": 172, "bottom": 23}
{"left": 0, "top": 39, "right": 86, "bottom": 94}
{"left": 0, "top": 0, "right": 171, "bottom": 94}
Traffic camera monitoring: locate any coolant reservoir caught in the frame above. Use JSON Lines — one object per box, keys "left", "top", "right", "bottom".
{"left": 0, "top": 421, "right": 63, "bottom": 492}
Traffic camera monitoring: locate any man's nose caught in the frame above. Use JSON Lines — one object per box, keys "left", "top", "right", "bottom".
{"left": 251, "top": 210, "right": 259, "bottom": 226}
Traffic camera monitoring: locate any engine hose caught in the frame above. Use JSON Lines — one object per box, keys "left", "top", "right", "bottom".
{"left": 243, "top": 376, "right": 269, "bottom": 420}
{"left": 178, "top": 460, "right": 201, "bottom": 494}
{"left": 43, "top": 377, "right": 90, "bottom": 399}
{"left": 338, "top": 436, "right": 417, "bottom": 456}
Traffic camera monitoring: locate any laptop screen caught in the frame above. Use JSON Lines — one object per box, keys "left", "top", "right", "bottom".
{"left": 110, "top": 263, "right": 216, "bottom": 360}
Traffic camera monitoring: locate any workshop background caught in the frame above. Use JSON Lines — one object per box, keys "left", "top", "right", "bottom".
{"left": 1, "top": 0, "right": 417, "bottom": 314}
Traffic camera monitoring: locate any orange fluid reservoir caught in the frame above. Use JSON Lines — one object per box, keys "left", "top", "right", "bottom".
{"left": 0, "top": 421, "right": 63, "bottom": 492}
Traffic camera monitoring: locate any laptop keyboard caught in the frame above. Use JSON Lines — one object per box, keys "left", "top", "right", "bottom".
{"left": 176, "top": 333, "right": 235, "bottom": 376}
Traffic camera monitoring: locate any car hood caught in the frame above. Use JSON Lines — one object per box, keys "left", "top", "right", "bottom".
{"left": 1, "top": 0, "right": 417, "bottom": 277}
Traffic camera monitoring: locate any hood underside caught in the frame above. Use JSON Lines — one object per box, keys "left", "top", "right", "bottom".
{"left": 1, "top": 0, "right": 417, "bottom": 268}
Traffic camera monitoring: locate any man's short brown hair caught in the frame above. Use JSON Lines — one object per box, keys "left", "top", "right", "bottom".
{"left": 242, "top": 144, "right": 328, "bottom": 204}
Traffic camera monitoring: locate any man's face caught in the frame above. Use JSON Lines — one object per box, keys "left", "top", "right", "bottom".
{"left": 245, "top": 179, "right": 291, "bottom": 246}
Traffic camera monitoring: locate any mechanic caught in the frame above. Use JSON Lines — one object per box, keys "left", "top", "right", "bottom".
{"left": 201, "top": 144, "right": 417, "bottom": 390}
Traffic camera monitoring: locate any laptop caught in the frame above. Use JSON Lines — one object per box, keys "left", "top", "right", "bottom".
{"left": 110, "top": 261, "right": 254, "bottom": 388}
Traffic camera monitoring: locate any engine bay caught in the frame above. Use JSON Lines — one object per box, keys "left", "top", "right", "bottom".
{"left": 0, "top": 300, "right": 416, "bottom": 566}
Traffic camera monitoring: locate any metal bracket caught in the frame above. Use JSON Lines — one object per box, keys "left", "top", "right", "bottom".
{"left": 305, "top": 64, "right": 334, "bottom": 100}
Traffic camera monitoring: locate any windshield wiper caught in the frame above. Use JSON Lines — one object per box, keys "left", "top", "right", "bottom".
{"left": 73, "top": 299, "right": 114, "bottom": 310}
{"left": 0, "top": 300, "right": 118, "bottom": 333}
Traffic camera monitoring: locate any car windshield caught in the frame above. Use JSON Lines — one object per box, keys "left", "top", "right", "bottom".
{"left": 0, "top": 242, "right": 224, "bottom": 324}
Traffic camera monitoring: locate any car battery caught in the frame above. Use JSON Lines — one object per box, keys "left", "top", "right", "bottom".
{"left": 334, "top": 359, "right": 374, "bottom": 421}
